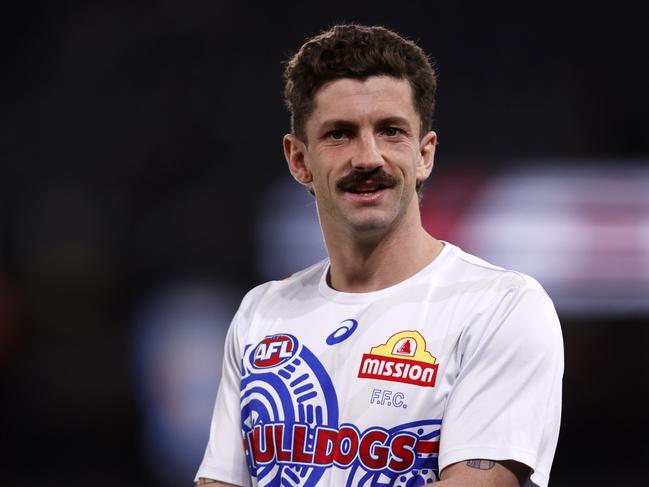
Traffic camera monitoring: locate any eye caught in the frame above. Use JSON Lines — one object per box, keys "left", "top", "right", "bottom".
{"left": 327, "top": 130, "right": 347, "bottom": 140}
{"left": 382, "top": 127, "right": 402, "bottom": 137}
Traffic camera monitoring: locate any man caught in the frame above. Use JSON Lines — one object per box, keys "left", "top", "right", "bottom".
{"left": 196, "top": 24, "right": 563, "bottom": 487}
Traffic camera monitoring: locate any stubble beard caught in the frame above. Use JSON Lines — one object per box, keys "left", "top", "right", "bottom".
{"left": 322, "top": 183, "right": 417, "bottom": 245}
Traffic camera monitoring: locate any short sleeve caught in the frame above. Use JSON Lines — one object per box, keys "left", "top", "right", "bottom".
{"left": 195, "top": 308, "right": 251, "bottom": 486}
{"left": 438, "top": 280, "right": 564, "bottom": 487}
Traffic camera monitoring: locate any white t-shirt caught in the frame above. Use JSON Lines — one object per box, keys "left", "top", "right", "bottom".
{"left": 196, "top": 242, "right": 563, "bottom": 487}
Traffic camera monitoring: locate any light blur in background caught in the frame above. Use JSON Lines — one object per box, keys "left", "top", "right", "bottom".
{"left": 1, "top": 1, "right": 648, "bottom": 486}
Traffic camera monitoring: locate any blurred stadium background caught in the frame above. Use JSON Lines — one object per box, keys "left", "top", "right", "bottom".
{"left": 1, "top": 1, "right": 647, "bottom": 485}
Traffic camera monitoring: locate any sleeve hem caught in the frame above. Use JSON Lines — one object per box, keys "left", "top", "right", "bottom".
{"left": 194, "top": 463, "right": 247, "bottom": 486}
{"left": 439, "top": 446, "right": 548, "bottom": 487}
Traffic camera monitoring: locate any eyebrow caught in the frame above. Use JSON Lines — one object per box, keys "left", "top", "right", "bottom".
{"left": 318, "top": 119, "right": 357, "bottom": 133}
{"left": 319, "top": 116, "right": 413, "bottom": 132}
{"left": 376, "top": 116, "right": 412, "bottom": 128}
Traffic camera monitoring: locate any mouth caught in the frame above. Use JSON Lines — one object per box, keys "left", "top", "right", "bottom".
{"left": 340, "top": 180, "right": 394, "bottom": 205}
{"left": 344, "top": 181, "right": 392, "bottom": 195}
{"left": 338, "top": 170, "right": 397, "bottom": 195}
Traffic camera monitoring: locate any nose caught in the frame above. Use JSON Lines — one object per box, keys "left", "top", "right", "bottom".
{"left": 351, "top": 132, "right": 384, "bottom": 170}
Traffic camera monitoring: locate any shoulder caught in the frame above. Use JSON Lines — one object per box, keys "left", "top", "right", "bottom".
{"left": 440, "top": 243, "right": 561, "bottom": 348}
{"left": 441, "top": 242, "right": 552, "bottom": 302}
{"left": 236, "top": 259, "right": 329, "bottom": 321}
{"left": 442, "top": 244, "right": 562, "bottom": 357}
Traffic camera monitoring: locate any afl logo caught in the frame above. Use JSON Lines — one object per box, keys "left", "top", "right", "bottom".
{"left": 250, "top": 334, "right": 298, "bottom": 369}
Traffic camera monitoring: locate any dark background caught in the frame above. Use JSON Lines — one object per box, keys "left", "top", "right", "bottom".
{"left": 1, "top": 1, "right": 647, "bottom": 485}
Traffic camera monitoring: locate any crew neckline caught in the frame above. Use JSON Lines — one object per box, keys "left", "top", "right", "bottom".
{"left": 318, "top": 241, "right": 452, "bottom": 304}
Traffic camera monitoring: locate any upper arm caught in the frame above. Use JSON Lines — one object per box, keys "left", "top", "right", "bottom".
{"left": 440, "top": 459, "right": 530, "bottom": 487}
{"left": 194, "top": 304, "right": 250, "bottom": 485}
{"left": 439, "top": 282, "right": 563, "bottom": 485}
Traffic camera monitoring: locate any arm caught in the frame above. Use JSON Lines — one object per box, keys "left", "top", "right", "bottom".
{"left": 436, "top": 459, "right": 530, "bottom": 487}
{"left": 194, "top": 294, "right": 256, "bottom": 487}
{"left": 196, "top": 478, "right": 241, "bottom": 487}
{"left": 438, "top": 281, "right": 563, "bottom": 486}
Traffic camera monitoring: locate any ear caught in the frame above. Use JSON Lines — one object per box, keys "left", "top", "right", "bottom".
{"left": 416, "top": 130, "right": 437, "bottom": 182}
{"left": 283, "top": 134, "right": 313, "bottom": 186}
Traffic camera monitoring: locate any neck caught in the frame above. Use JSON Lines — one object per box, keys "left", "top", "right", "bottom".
{"left": 323, "top": 212, "right": 444, "bottom": 293}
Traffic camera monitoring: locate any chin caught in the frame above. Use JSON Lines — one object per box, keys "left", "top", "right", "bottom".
{"left": 345, "top": 214, "right": 397, "bottom": 234}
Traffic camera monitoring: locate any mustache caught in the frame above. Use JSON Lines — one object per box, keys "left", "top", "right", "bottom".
{"left": 336, "top": 168, "right": 398, "bottom": 192}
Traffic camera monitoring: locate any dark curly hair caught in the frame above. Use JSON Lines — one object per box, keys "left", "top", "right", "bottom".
{"left": 284, "top": 24, "right": 437, "bottom": 142}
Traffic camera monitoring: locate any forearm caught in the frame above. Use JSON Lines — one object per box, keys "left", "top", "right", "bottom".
{"left": 196, "top": 478, "right": 240, "bottom": 487}
{"left": 437, "top": 459, "right": 530, "bottom": 487}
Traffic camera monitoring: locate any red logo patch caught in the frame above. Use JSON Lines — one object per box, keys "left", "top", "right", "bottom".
{"left": 357, "top": 331, "right": 439, "bottom": 387}
{"left": 251, "top": 334, "right": 297, "bottom": 369}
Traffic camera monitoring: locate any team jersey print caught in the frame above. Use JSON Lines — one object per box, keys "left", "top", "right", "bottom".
{"left": 240, "top": 333, "right": 442, "bottom": 486}
{"left": 196, "top": 244, "right": 562, "bottom": 487}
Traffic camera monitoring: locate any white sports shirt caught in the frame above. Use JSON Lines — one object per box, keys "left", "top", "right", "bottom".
{"left": 196, "top": 242, "right": 563, "bottom": 487}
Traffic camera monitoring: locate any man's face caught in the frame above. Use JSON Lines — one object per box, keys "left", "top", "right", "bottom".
{"left": 285, "top": 75, "right": 436, "bottom": 238}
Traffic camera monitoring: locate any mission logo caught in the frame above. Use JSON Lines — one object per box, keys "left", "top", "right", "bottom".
{"left": 357, "top": 331, "right": 439, "bottom": 387}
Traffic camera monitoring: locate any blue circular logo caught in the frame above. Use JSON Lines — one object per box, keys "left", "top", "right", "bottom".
{"left": 326, "top": 319, "right": 358, "bottom": 345}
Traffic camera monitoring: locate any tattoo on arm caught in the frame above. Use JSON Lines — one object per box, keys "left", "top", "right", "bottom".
{"left": 466, "top": 459, "right": 496, "bottom": 470}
